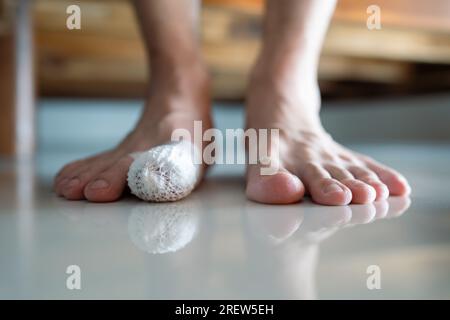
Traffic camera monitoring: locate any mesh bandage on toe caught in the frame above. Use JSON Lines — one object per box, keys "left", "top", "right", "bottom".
{"left": 127, "top": 141, "right": 201, "bottom": 202}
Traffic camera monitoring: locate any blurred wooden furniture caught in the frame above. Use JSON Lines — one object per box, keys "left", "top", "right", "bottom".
{"left": 34, "top": 0, "right": 450, "bottom": 100}
{"left": 0, "top": 0, "right": 15, "bottom": 156}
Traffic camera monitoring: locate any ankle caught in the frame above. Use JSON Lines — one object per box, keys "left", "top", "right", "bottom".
{"left": 150, "top": 54, "right": 209, "bottom": 88}
{"left": 250, "top": 51, "right": 318, "bottom": 90}
{"left": 148, "top": 51, "right": 210, "bottom": 110}
{"left": 140, "top": 56, "right": 211, "bottom": 123}
{"left": 248, "top": 59, "right": 320, "bottom": 110}
{"left": 246, "top": 55, "right": 323, "bottom": 132}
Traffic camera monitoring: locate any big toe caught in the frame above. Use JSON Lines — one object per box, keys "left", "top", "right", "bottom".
{"left": 246, "top": 166, "right": 305, "bottom": 204}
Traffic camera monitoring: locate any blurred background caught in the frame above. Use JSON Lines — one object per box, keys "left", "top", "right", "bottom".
{"left": 33, "top": 0, "right": 450, "bottom": 99}
{"left": 0, "top": 0, "right": 450, "bottom": 158}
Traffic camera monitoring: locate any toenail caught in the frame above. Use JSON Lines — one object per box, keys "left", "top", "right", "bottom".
{"left": 323, "top": 184, "right": 342, "bottom": 194}
{"left": 349, "top": 180, "right": 365, "bottom": 188}
{"left": 89, "top": 179, "right": 109, "bottom": 190}
{"left": 67, "top": 178, "right": 80, "bottom": 187}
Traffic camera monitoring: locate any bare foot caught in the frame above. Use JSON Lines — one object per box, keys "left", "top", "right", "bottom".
{"left": 245, "top": 63, "right": 411, "bottom": 205}
{"left": 54, "top": 62, "right": 211, "bottom": 202}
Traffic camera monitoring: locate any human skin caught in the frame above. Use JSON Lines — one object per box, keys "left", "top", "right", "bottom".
{"left": 54, "top": 0, "right": 410, "bottom": 205}
{"left": 54, "top": 0, "right": 211, "bottom": 202}
{"left": 245, "top": 0, "right": 410, "bottom": 204}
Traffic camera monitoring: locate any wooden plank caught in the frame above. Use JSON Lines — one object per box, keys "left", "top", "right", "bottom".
{"left": 323, "top": 22, "right": 450, "bottom": 64}
{"left": 206, "top": 0, "right": 450, "bottom": 32}
{"left": 32, "top": 0, "right": 450, "bottom": 99}
{"left": 0, "top": 0, "right": 15, "bottom": 156}
{"left": 0, "top": 33, "right": 15, "bottom": 155}
{"left": 34, "top": 0, "right": 139, "bottom": 37}
{"left": 333, "top": 0, "right": 450, "bottom": 33}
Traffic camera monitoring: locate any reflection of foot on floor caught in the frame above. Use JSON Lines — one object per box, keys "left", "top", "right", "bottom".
{"left": 245, "top": 62, "right": 411, "bottom": 206}
{"left": 54, "top": 62, "right": 211, "bottom": 203}
{"left": 246, "top": 197, "right": 411, "bottom": 245}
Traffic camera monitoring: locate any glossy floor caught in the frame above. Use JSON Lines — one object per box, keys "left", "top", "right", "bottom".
{"left": 1, "top": 98, "right": 450, "bottom": 299}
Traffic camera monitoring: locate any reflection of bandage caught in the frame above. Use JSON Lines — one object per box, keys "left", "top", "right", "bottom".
{"left": 128, "top": 204, "right": 199, "bottom": 254}
{"left": 127, "top": 141, "right": 201, "bottom": 202}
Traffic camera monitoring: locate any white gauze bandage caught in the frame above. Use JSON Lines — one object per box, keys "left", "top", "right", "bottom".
{"left": 127, "top": 140, "right": 202, "bottom": 202}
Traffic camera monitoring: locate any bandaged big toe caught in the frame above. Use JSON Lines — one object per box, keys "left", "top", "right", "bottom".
{"left": 127, "top": 140, "right": 202, "bottom": 202}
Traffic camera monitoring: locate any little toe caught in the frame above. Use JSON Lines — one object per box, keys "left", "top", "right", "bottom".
{"left": 55, "top": 178, "right": 70, "bottom": 196}
{"left": 84, "top": 156, "right": 133, "bottom": 202}
{"left": 362, "top": 159, "right": 411, "bottom": 196}
{"left": 246, "top": 165, "right": 305, "bottom": 204}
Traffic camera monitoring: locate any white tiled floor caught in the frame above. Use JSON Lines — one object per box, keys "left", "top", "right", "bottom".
{"left": 0, "top": 97, "right": 450, "bottom": 299}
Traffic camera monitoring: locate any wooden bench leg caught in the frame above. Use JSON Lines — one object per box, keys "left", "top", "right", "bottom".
{"left": 0, "top": 0, "right": 35, "bottom": 158}
{"left": 0, "top": 0, "right": 15, "bottom": 155}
